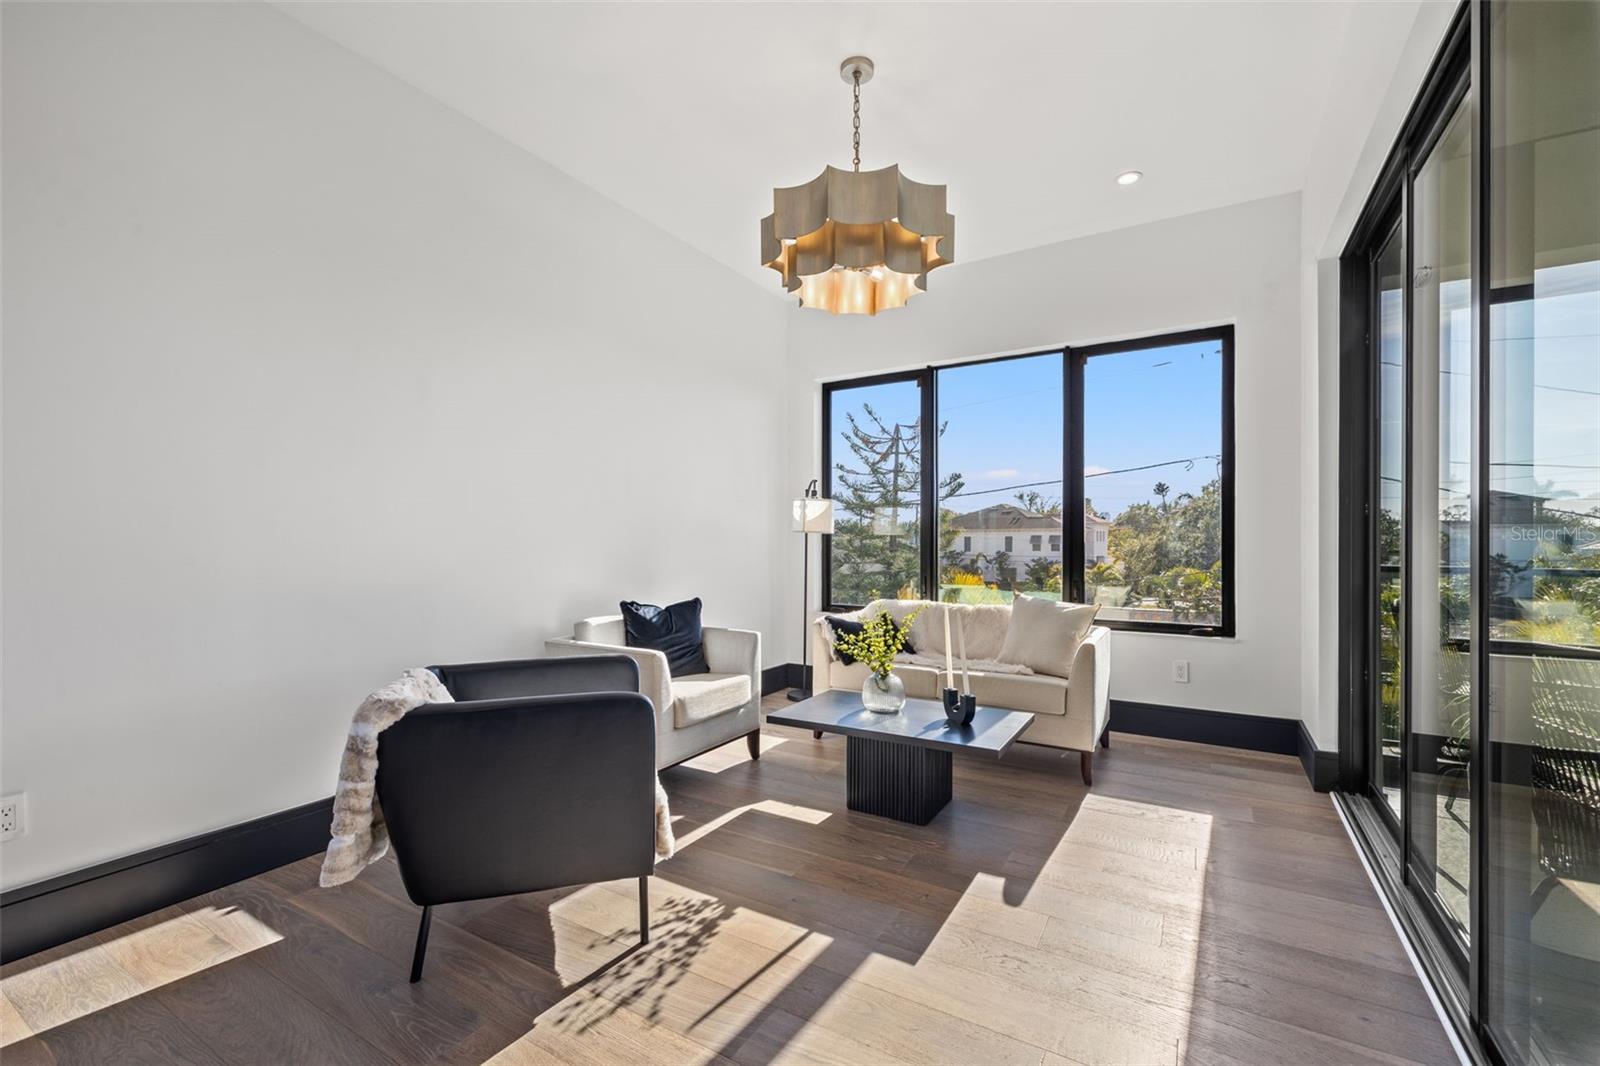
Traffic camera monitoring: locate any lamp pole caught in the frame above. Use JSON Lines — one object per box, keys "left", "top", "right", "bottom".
{"left": 789, "top": 480, "right": 829, "bottom": 702}
{"left": 789, "top": 525, "right": 810, "bottom": 701}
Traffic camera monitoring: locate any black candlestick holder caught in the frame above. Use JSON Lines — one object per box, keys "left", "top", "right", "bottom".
{"left": 942, "top": 687, "right": 976, "bottom": 728}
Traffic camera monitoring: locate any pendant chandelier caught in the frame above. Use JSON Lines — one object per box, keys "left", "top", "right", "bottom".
{"left": 760, "top": 56, "right": 955, "bottom": 316}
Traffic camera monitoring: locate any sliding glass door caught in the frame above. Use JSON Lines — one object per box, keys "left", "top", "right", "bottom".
{"left": 1375, "top": 219, "right": 1408, "bottom": 828}
{"left": 1482, "top": 1, "right": 1600, "bottom": 1060}
{"left": 1342, "top": 3, "right": 1598, "bottom": 1061}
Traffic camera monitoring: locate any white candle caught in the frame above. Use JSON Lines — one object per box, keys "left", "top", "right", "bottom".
{"left": 956, "top": 613, "right": 971, "bottom": 695}
{"left": 943, "top": 606, "right": 955, "bottom": 689}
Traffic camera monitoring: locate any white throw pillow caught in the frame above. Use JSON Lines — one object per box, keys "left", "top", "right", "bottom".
{"left": 997, "top": 596, "right": 1098, "bottom": 678}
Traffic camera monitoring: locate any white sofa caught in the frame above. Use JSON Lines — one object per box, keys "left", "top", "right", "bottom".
{"left": 546, "top": 615, "right": 761, "bottom": 769}
{"left": 809, "top": 598, "right": 1111, "bottom": 784}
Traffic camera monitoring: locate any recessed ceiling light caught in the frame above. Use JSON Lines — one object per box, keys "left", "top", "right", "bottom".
{"left": 1116, "top": 170, "right": 1143, "bottom": 186}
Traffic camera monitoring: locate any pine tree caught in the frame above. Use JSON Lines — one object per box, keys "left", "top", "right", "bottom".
{"left": 831, "top": 403, "right": 962, "bottom": 603}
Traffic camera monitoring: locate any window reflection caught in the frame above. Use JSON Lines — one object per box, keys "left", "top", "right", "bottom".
{"left": 1484, "top": 1, "right": 1600, "bottom": 1061}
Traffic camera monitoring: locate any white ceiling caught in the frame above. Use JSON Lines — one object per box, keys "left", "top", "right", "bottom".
{"left": 277, "top": 1, "right": 1382, "bottom": 292}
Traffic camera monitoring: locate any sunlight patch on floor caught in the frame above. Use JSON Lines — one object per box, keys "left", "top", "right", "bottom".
{"left": 0, "top": 905, "right": 280, "bottom": 1045}
{"left": 491, "top": 794, "right": 1214, "bottom": 1065}
{"left": 677, "top": 733, "right": 790, "bottom": 773}
{"left": 492, "top": 874, "right": 839, "bottom": 1063}
{"left": 543, "top": 798, "right": 827, "bottom": 986}
{"left": 672, "top": 797, "right": 830, "bottom": 851}
{"left": 791, "top": 793, "right": 1214, "bottom": 1065}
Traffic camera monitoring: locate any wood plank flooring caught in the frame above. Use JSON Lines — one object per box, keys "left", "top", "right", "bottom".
{"left": 2, "top": 695, "right": 1457, "bottom": 1064}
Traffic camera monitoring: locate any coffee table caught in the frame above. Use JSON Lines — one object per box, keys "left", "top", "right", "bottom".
{"left": 766, "top": 689, "right": 1034, "bottom": 825}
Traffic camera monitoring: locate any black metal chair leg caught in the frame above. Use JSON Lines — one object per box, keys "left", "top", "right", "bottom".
{"left": 409, "top": 905, "right": 433, "bottom": 983}
{"left": 639, "top": 875, "right": 650, "bottom": 945}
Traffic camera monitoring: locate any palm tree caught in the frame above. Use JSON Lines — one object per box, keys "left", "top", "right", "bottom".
{"left": 1153, "top": 481, "right": 1171, "bottom": 511}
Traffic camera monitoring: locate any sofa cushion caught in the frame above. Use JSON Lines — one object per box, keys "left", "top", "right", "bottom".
{"left": 862, "top": 600, "right": 1015, "bottom": 662}
{"left": 922, "top": 603, "right": 1013, "bottom": 661}
{"left": 622, "top": 598, "right": 710, "bottom": 677}
{"left": 968, "top": 670, "right": 1069, "bottom": 716}
{"left": 998, "top": 596, "right": 1099, "bottom": 678}
{"left": 828, "top": 663, "right": 1064, "bottom": 716}
{"left": 671, "top": 672, "right": 752, "bottom": 728}
{"left": 894, "top": 664, "right": 941, "bottom": 700}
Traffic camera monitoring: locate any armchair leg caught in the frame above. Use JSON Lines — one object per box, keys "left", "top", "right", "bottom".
{"left": 639, "top": 875, "right": 650, "bottom": 946}
{"left": 1080, "top": 751, "right": 1094, "bottom": 787}
{"left": 813, "top": 731, "right": 823, "bottom": 740}
{"left": 746, "top": 729, "right": 761, "bottom": 761}
{"left": 1100, "top": 729, "right": 1110, "bottom": 749}
{"left": 409, "top": 905, "right": 433, "bottom": 983}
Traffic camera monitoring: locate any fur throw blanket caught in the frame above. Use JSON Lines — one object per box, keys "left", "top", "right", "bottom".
{"left": 320, "top": 669, "right": 674, "bottom": 889}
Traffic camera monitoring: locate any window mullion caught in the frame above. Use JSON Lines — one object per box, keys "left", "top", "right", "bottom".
{"left": 1066, "top": 349, "right": 1087, "bottom": 603}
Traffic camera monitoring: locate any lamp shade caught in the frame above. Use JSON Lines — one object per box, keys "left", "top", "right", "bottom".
{"left": 792, "top": 497, "right": 835, "bottom": 534}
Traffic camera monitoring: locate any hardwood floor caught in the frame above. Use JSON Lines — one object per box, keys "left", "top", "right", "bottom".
{"left": 2, "top": 694, "right": 1456, "bottom": 1065}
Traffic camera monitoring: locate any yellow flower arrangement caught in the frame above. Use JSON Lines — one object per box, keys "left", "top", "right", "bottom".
{"left": 834, "top": 607, "right": 922, "bottom": 680}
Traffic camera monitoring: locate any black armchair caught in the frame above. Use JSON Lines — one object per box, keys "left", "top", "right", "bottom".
{"left": 375, "top": 654, "right": 657, "bottom": 982}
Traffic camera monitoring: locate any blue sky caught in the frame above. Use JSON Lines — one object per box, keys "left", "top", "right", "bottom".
{"left": 828, "top": 340, "right": 1225, "bottom": 520}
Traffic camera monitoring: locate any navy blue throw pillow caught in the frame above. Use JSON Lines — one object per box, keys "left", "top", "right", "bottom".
{"left": 621, "top": 598, "right": 709, "bottom": 677}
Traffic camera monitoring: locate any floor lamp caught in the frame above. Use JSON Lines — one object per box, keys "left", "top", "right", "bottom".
{"left": 790, "top": 481, "right": 834, "bottom": 701}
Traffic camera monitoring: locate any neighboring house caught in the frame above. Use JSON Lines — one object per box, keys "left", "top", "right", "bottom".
{"left": 947, "top": 503, "right": 1112, "bottom": 581}
{"left": 1086, "top": 511, "right": 1111, "bottom": 565}
{"left": 1447, "top": 491, "right": 1600, "bottom": 604}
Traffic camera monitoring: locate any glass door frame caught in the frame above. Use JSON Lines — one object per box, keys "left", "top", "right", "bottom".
{"left": 1406, "top": 71, "right": 1474, "bottom": 957}
{"left": 1368, "top": 209, "right": 1408, "bottom": 844}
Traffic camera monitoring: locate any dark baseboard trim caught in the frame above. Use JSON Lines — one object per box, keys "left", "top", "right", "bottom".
{"left": 1297, "top": 721, "right": 1339, "bottom": 793}
{"left": 1, "top": 797, "right": 333, "bottom": 964}
{"left": 761, "top": 664, "right": 788, "bottom": 695}
{"left": 763, "top": 663, "right": 811, "bottom": 696}
{"left": 1111, "top": 698, "right": 1300, "bottom": 757}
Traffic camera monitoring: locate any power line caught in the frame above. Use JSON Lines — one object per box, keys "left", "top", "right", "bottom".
{"left": 948, "top": 454, "right": 1222, "bottom": 500}
{"left": 1086, "top": 454, "right": 1220, "bottom": 478}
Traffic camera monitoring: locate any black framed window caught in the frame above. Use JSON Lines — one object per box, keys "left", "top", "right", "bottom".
{"left": 1079, "top": 330, "right": 1234, "bottom": 633}
{"left": 822, "top": 326, "right": 1235, "bottom": 637}
{"left": 822, "top": 371, "right": 927, "bottom": 605}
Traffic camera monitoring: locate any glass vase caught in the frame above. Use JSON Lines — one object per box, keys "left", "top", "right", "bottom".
{"left": 862, "top": 670, "right": 906, "bottom": 714}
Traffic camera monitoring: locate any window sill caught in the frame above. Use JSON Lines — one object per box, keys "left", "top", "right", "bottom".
{"left": 1097, "top": 620, "right": 1235, "bottom": 639}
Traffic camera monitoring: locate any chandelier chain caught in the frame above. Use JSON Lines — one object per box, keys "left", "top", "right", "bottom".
{"left": 851, "top": 69, "right": 861, "bottom": 171}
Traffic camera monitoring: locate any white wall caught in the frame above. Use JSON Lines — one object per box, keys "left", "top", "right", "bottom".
{"left": 1296, "top": 0, "right": 1462, "bottom": 749}
{"left": 783, "top": 194, "right": 1305, "bottom": 722}
{"left": 0, "top": 1, "right": 787, "bottom": 890}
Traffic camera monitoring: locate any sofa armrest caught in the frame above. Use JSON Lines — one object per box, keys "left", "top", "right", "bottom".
{"left": 545, "top": 637, "right": 673, "bottom": 721}
{"left": 1065, "top": 627, "right": 1112, "bottom": 743}
{"left": 808, "top": 607, "right": 866, "bottom": 691}
{"left": 702, "top": 626, "right": 760, "bottom": 685}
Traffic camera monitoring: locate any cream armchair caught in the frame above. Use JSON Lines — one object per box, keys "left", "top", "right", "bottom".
{"left": 546, "top": 615, "right": 761, "bottom": 769}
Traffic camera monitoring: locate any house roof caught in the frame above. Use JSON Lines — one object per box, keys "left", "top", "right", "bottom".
{"left": 948, "top": 504, "right": 1062, "bottom": 531}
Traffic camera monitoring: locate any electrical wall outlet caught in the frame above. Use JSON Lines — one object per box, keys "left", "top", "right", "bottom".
{"left": 0, "top": 794, "right": 25, "bottom": 841}
{"left": 1172, "top": 659, "right": 1190, "bottom": 684}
